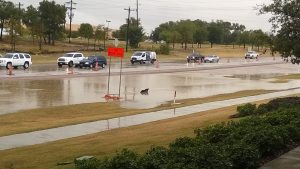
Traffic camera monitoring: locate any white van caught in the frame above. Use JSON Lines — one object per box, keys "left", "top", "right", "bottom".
{"left": 130, "top": 51, "right": 157, "bottom": 64}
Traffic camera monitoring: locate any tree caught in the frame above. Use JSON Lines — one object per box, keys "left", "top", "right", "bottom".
{"left": 117, "top": 17, "right": 144, "bottom": 48}
{"left": 230, "top": 23, "right": 246, "bottom": 48}
{"left": 207, "top": 22, "right": 222, "bottom": 48}
{"left": 176, "top": 20, "right": 195, "bottom": 50}
{"left": 78, "top": 23, "right": 93, "bottom": 47}
{"left": 128, "top": 26, "right": 144, "bottom": 48}
{"left": 237, "top": 31, "right": 250, "bottom": 49}
{"left": 251, "top": 29, "right": 268, "bottom": 51}
{"left": 0, "top": 0, "right": 15, "bottom": 41}
{"left": 159, "top": 30, "right": 180, "bottom": 49}
{"left": 112, "top": 30, "right": 121, "bottom": 39}
{"left": 7, "top": 2, "right": 23, "bottom": 51}
{"left": 38, "top": 0, "right": 66, "bottom": 45}
{"left": 23, "top": 5, "right": 40, "bottom": 44}
{"left": 193, "top": 20, "right": 208, "bottom": 48}
{"left": 218, "top": 20, "right": 232, "bottom": 44}
{"left": 151, "top": 21, "right": 176, "bottom": 42}
{"left": 260, "top": 0, "right": 300, "bottom": 57}
{"left": 93, "top": 25, "right": 105, "bottom": 50}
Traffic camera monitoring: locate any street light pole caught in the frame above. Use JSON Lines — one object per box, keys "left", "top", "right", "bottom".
{"left": 106, "top": 20, "right": 112, "bottom": 95}
{"left": 104, "top": 20, "right": 111, "bottom": 51}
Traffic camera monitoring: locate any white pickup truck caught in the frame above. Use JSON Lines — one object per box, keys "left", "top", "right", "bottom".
{"left": 0, "top": 53, "right": 32, "bottom": 69}
{"left": 57, "top": 52, "right": 85, "bottom": 67}
{"left": 245, "top": 51, "right": 259, "bottom": 59}
{"left": 130, "top": 51, "right": 157, "bottom": 64}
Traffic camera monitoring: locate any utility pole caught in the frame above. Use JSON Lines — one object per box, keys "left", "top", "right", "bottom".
{"left": 18, "top": 2, "right": 23, "bottom": 10}
{"left": 124, "top": 7, "right": 134, "bottom": 52}
{"left": 136, "top": 0, "right": 139, "bottom": 27}
{"left": 12, "top": 2, "right": 23, "bottom": 51}
{"left": 65, "top": 0, "right": 77, "bottom": 43}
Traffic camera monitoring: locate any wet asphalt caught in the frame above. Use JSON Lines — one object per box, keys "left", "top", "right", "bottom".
{"left": 0, "top": 57, "right": 299, "bottom": 114}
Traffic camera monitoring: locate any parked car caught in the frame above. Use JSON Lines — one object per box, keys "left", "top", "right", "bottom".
{"left": 57, "top": 52, "right": 85, "bottom": 67}
{"left": 0, "top": 53, "right": 32, "bottom": 69}
{"left": 186, "top": 52, "right": 204, "bottom": 63}
{"left": 245, "top": 51, "right": 259, "bottom": 59}
{"left": 291, "top": 55, "right": 300, "bottom": 64}
{"left": 204, "top": 55, "right": 220, "bottom": 63}
{"left": 130, "top": 51, "right": 157, "bottom": 64}
{"left": 79, "top": 55, "right": 107, "bottom": 68}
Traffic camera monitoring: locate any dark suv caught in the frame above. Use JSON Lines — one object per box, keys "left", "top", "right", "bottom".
{"left": 186, "top": 53, "right": 204, "bottom": 63}
{"left": 291, "top": 56, "right": 300, "bottom": 64}
{"left": 79, "top": 55, "right": 107, "bottom": 68}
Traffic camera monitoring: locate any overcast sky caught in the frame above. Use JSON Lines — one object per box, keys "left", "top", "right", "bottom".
{"left": 10, "top": 0, "right": 273, "bottom": 34}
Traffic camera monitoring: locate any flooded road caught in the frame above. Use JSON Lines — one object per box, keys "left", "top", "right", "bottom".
{"left": 0, "top": 59, "right": 299, "bottom": 115}
{"left": 2, "top": 87, "right": 300, "bottom": 151}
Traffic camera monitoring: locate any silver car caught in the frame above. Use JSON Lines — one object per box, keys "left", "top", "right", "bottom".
{"left": 204, "top": 55, "right": 220, "bottom": 63}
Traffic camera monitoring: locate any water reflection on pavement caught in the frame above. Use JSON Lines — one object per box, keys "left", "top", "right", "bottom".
{"left": 0, "top": 61, "right": 299, "bottom": 115}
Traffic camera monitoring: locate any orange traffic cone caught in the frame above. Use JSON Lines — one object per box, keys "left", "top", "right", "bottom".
{"left": 66, "top": 67, "right": 74, "bottom": 74}
{"left": 94, "top": 62, "right": 99, "bottom": 71}
{"left": 7, "top": 64, "right": 13, "bottom": 75}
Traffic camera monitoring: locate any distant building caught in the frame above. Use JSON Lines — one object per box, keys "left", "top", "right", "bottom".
{"left": 0, "top": 28, "right": 9, "bottom": 35}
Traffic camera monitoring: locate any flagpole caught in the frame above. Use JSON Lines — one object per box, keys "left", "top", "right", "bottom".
{"left": 118, "top": 58, "right": 123, "bottom": 97}
{"left": 173, "top": 90, "right": 176, "bottom": 104}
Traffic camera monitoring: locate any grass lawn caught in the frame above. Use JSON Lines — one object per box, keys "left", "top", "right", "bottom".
{"left": 0, "top": 90, "right": 273, "bottom": 137}
{"left": 271, "top": 74, "right": 300, "bottom": 83}
{"left": 0, "top": 106, "right": 238, "bottom": 169}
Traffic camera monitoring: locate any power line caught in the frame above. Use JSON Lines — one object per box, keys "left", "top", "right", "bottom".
{"left": 65, "top": 0, "right": 77, "bottom": 43}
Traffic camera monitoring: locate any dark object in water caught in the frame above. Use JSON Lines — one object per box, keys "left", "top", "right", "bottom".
{"left": 140, "top": 88, "right": 149, "bottom": 95}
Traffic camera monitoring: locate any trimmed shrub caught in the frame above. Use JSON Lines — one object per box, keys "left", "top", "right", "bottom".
{"left": 74, "top": 158, "right": 102, "bottom": 169}
{"left": 139, "top": 146, "right": 168, "bottom": 169}
{"left": 195, "top": 123, "right": 234, "bottom": 143}
{"left": 256, "top": 97, "right": 300, "bottom": 114}
{"left": 236, "top": 103, "right": 257, "bottom": 117}
{"left": 156, "top": 44, "right": 170, "bottom": 55}
{"left": 226, "top": 142, "right": 260, "bottom": 169}
{"left": 108, "top": 149, "right": 140, "bottom": 169}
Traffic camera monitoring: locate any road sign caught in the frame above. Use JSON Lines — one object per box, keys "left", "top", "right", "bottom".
{"left": 108, "top": 47, "right": 124, "bottom": 58}
{"left": 114, "top": 38, "right": 119, "bottom": 47}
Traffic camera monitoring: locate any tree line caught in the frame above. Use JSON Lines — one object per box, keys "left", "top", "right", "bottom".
{"left": 0, "top": 0, "right": 298, "bottom": 58}
{"left": 151, "top": 19, "right": 270, "bottom": 50}
{"left": 0, "top": 0, "right": 66, "bottom": 50}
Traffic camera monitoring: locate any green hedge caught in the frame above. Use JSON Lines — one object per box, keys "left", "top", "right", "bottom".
{"left": 75, "top": 97, "right": 300, "bottom": 169}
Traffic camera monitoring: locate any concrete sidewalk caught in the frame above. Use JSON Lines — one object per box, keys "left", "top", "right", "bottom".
{"left": 260, "top": 147, "right": 300, "bottom": 169}
{"left": 0, "top": 87, "right": 300, "bottom": 151}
